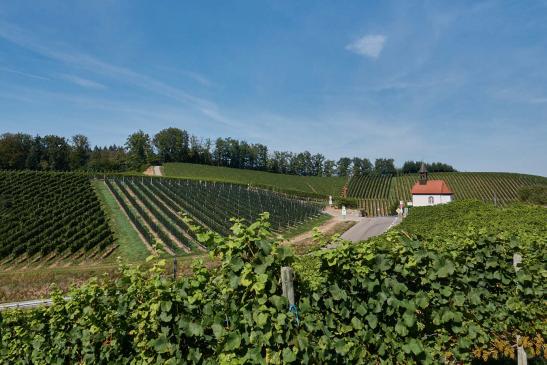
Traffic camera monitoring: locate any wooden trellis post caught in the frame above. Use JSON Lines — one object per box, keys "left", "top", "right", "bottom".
{"left": 281, "top": 267, "right": 295, "bottom": 306}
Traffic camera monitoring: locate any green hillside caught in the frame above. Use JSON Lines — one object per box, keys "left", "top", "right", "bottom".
{"left": 347, "top": 172, "right": 547, "bottom": 216}
{"left": 162, "top": 163, "right": 346, "bottom": 198}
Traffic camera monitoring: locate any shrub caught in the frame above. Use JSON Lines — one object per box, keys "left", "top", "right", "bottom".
{"left": 518, "top": 185, "right": 547, "bottom": 205}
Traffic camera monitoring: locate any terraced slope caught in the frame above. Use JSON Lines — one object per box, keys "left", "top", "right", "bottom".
{"left": 162, "top": 163, "right": 345, "bottom": 198}
{"left": 0, "top": 171, "right": 114, "bottom": 266}
{"left": 347, "top": 172, "right": 547, "bottom": 216}
{"left": 105, "top": 176, "right": 324, "bottom": 255}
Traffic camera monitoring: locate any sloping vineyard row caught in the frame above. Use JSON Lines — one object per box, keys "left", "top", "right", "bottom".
{"left": 105, "top": 179, "right": 155, "bottom": 251}
{"left": 126, "top": 182, "right": 192, "bottom": 253}
{"left": 348, "top": 172, "right": 547, "bottom": 213}
{"left": 113, "top": 180, "right": 179, "bottom": 255}
{"left": 0, "top": 171, "right": 114, "bottom": 263}
{"left": 357, "top": 199, "right": 391, "bottom": 217}
{"left": 131, "top": 182, "right": 204, "bottom": 251}
{"left": 104, "top": 176, "right": 323, "bottom": 255}
{"left": 347, "top": 175, "right": 392, "bottom": 199}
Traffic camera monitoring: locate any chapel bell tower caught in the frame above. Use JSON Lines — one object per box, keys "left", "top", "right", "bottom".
{"left": 419, "top": 163, "right": 428, "bottom": 185}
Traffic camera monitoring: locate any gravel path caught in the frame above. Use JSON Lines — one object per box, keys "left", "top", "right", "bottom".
{"left": 0, "top": 297, "right": 70, "bottom": 311}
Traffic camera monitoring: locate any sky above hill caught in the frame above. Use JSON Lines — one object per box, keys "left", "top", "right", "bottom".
{"left": 0, "top": 1, "right": 546, "bottom": 176}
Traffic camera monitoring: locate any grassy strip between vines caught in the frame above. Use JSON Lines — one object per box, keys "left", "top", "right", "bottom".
{"left": 1, "top": 204, "right": 546, "bottom": 363}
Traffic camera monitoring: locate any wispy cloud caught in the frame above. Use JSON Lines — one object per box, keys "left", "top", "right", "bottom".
{"left": 491, "top": 87, "right": 547, "bottom": 105}
{"left": 0, "top": 21, "right": 231, "bottom": 125}
{"left": 59, "top": 74, "right": 106, "bottom": 89}
{"left": 346, "top": 34, "right": 386, "bottom": 59}
{"left": 0, "top": 66, "right": 50, "bottom": 80}
{"left": 176, "top": 69, "right": 214, "bottom": 88}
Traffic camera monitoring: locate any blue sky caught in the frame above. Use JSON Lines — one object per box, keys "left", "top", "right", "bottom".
{"left": 0, "top": 1, "right": 546, "bottom": 175}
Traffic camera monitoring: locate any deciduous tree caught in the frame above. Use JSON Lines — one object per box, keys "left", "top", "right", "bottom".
{"left": 126, "top": 130, "right": 153, "bottom": 169}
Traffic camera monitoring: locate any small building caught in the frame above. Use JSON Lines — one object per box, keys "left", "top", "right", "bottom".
{"left": 411, "top": 164, "right": 453, "bottom": 207}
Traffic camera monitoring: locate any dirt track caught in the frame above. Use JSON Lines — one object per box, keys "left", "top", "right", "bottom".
{"left": 144, "top": 166, "right": 163, "bottom": 176}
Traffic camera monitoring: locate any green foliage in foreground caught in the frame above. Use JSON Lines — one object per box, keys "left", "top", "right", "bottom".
{"left": 1, "top": 212, "right": 546, "bottom": 364}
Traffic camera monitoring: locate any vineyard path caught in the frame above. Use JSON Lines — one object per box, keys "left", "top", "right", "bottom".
{"left": 341, "top": 216, "right": 399, "bottom": 242}
{"left": 105, "top": 182, "right": 155, "bottom": 254}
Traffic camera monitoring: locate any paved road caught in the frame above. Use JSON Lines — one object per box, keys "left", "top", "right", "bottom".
{"left": 0, "top": 297, "right": 70, "bottom": 311}
{"left": 341, "top": 216, "right": 399, "bottom": 242}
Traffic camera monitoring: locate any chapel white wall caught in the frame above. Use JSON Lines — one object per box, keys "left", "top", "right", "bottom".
{"left": 412, "top": 194, "right": 453, "bottom": 207}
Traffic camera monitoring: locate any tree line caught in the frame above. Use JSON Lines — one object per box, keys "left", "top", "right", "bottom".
{"left": 0, "top": 128, "right": 456, "bottom": 176}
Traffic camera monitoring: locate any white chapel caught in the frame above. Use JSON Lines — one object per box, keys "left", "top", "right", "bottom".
{"left": 411, "top": 164, "right": 454, "bottom": 207}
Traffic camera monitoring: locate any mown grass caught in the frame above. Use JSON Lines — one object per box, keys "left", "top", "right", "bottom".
{"left": 92, "top": 180, "right": 150, "bottom": 263}
{"left": 291, "top": 220, "right": 357, "bottom": 255}
{"left": 162, "top": 163, "right": 346, "bottom": 198}
{"left": 281, "top": 214, "right": 332, "bottom": 239}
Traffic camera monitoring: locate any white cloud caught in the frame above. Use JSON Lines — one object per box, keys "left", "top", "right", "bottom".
{"left": 346, "top": 34, "right": 386, "bottom": 59}
{"left": 59, "top": 74, "right": 106, "bottom": 89}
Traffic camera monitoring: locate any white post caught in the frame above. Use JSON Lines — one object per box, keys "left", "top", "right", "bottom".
{"left": 516, "top": 335, "right": 527, "bottom": 365}
{"left": 513, "top": 253, "right": 527, "bottom": 365}
{"left": 281, "top": 267, "right": 295, "bottom": 306}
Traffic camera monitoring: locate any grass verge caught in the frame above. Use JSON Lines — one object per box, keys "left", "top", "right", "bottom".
{"left": 93, "top": 180, "right": 150, "bottom": 263}
{"left": 281, "top": 214, "right": 332, "bottom": 239}
{"left": 0, "top": 255, "right": 212, "bottom": 303}
{"left": 291, "top": 220, "right": 357, "bottom": 255}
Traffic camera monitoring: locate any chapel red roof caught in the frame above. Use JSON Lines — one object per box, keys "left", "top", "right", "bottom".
{"left": 411, "top": 180, "right": 453, "bottom": 195}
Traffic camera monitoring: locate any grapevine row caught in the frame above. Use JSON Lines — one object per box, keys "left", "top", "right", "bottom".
{"left": 104, "top": 176, "right": 323, "bottom": 252}
{"left": 0, "top": 171, "right": 113, "bottom": 263}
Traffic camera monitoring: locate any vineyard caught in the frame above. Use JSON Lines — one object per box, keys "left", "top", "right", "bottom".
{"left": 104, "top": 176, "right": 323, "bottom": 255}
{"left": 397, "top": 200, "right": 547, "bottom": 244}
{"left": 347, "top": 172, "right": 547, "bottom": 216}
{"left": 162, "top": 164, "right": 546, "bottom": 217}
{"left": 1, "top": 203, "right": 545, "bottom": 363}
{"left": 0, "top": 170, "right": 322, "bottom": 268}
{"left": 0, "top": 171, "right": 114, "bottom": 267}
{"left": 162, "top": 163, "right": 346, "bottom": 198}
